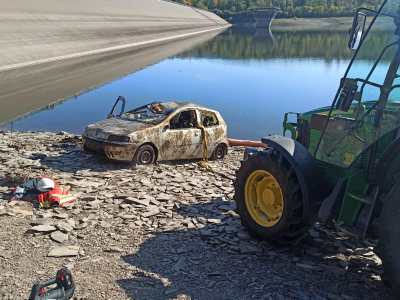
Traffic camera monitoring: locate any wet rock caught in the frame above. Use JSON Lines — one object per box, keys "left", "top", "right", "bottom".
{"left": 48, "top": 245, "right": 80, "bottom": 257}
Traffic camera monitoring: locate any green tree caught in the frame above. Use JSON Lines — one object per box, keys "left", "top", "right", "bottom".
{"left": 172, "top": 0, "right": 382, "bottom": 18}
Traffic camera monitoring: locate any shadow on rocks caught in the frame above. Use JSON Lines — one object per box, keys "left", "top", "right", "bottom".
{"left": 37, "top": 139, "right": 205, "bottom": 173}
{"left": 117, "top": 199, "right": 388, "bottom": 300}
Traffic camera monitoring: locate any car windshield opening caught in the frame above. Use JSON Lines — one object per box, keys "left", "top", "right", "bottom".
{"left": 120, "top": 103, "right": 173, "bottom": 124}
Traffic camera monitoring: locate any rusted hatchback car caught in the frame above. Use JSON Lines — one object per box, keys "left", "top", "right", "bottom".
{"left": 83, "top": 97, "right": 228, "bottom": 164}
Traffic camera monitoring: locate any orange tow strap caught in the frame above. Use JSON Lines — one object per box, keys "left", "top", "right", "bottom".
{"left": 227, "top": 138, "right": 267, "bottom": 148}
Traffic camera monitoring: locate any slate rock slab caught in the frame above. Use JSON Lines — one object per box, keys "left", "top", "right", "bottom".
{"left": 48, "top": 245, "right": 80, "bottom": 257}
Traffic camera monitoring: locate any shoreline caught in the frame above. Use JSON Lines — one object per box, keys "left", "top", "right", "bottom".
{"left": 272, "top": 17, "right": 353, "bottom": 32}
{"left": 0, "top": 131, "right": 388, "bottom": 299}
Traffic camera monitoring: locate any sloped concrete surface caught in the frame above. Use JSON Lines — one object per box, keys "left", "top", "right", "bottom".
{"left": 0, "top": 0, "right": 229, "bottom": 125}
{"left": 0, "top": 0, "right": 228, "bottom": 69}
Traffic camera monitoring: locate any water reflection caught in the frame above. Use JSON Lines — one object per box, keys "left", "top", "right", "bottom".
{"left": 2, "top": 28, "right": 357, "bottom": 139}
{"left": 180, "top": 28, "right": 390, "bottom": 62}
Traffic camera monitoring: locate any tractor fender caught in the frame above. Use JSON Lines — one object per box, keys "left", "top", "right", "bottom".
{"left": 261, "top": 135, "right": 320, "bottom": 222}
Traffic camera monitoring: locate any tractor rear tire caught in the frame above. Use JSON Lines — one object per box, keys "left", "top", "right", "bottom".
{"left": 234, "top": 148, "right": 310, "bottom": 244}
{"left": 377, "top": 182, "right": 400, "bottom": 296}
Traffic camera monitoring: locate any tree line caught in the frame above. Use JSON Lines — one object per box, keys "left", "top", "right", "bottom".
{"left": 172, "top": 0, "right": 382, "bottom": 18}
{"left": 177, "top": 28, "right": 389, "bottom": 61}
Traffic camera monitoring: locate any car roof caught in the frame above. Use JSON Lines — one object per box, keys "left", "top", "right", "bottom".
{"left": 159, "top": 101, "right": 218, "bottom": 113}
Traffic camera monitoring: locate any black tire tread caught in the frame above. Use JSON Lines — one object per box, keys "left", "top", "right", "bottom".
{"left": 134, "top": 144, "right": 156, "bottom": 165}
{"left": 234, "top": 148, "right": 312, "bottom": 244}
{"left": 377, "top": 182, "right": 400, "bottom": 296}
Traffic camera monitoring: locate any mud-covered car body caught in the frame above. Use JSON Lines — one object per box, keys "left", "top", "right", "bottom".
{"left": 83, "top": 101, "right": 228, "bottom": 162}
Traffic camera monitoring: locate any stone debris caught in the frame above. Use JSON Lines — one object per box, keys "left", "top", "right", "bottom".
{"left": 31, "top": 224, "right": 57, "bottom": 233}
{"left": 50, "top": 230, "right": 69, "bottom": 243}
{"left": 0, "top": 132, "right": 389, "bottom": 299}
{"left": 48, "top": 245, "right": 80, "bottom": 257}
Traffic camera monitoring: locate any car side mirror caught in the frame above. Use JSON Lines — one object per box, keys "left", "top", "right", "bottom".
{"left": 348, "top": 10, "right": 367, "bottom": 50}
{"left": 336, "top": 79, "right": 359, "bottom": 112}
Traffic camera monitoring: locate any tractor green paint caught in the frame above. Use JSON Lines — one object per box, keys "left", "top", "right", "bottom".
{"left": 235, "top": 0, "right": 400, "bottom": 295}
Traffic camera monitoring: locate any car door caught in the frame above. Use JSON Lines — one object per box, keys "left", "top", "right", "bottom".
{"left": 160, "top": 109, "right": 202, "bottom": 160}
{"left": 200, "top": 110, "right": 225, "bottom": 157}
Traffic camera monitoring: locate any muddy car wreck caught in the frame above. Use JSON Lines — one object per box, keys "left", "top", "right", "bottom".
{"left": 83, "top": 97, "right": 228, "bottom": 164}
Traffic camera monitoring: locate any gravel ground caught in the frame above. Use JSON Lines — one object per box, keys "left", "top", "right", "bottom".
{"left": 0, "top": 132, "right": 391, "bottom": 299}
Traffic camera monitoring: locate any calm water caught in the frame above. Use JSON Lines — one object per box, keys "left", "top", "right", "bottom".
{"left": 3, "top": 28, "right": 355, "bottom": 140}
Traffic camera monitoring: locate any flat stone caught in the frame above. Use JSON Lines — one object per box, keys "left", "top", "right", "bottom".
{"left": 100, "top": 221, "right": 112, "bottom": 228}
{"left": 7, "top": 201, "right": 34, "bottom": 217}
{"left": 81, "top": 195, "right": 97, "bottom": 201}
{"left": 296, "top": 263, "right": 322, "bottom": 271}
{"left": 53, "top": 213, "right": 69, "bottom": 219}
{"left": 31, "top": 218, "right": 53, "bottom": 226}
{"left": 48, "top": 245, "right": 80, "bottom": 257}
{"left": 207, "top": 218, "right": 222, "bottom": 224}
{"left": 142, "top": 208, "right": 160, "bottom": 218}
{"left": 157, "top": 193, "right": 173, "bottom": 201}
{"left": 239, "top": 243, "right": 261, "bottom": 254}
{"left": 104, "top": 246, "right": 123, "bottom": 253}
{"left": 31, "top": 224, "right": 57, "bottom": 233}
{"left": 56, "top": 221, "right": 74, "bottom": 233}
{"left": 125, "top": 197, "right": 150, "bottom": 206}
{"left": 50, "top": 231, "right": 69, "bottom": 243}
{"left": 237, "top": 230, "right": 251, "bottom": 240}
{"left": 74, "top": 222, "right": 88, "bottom": 230}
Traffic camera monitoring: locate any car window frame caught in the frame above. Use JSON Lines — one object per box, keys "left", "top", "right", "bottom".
{"left": 168, "top": 109, "right": 200, "bottom": 130}
{"left": 200, "top": 109, "right": 220, "bottom": 128}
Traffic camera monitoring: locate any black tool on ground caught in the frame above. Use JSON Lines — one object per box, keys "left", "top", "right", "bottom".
{"left": 28, "top": 268, "right": 75, "bottom": 300}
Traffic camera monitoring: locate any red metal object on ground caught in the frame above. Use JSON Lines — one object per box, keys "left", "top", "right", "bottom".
{"left": 227, "top": 138, "right": 267, "bottom": 148}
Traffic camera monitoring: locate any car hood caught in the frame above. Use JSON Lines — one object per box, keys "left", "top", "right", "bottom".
{"left": 84, "top": 117, "right": 153, "bottom": 140}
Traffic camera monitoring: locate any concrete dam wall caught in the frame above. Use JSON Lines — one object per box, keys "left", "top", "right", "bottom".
{"left": 0, "top": 0, "right": 229, "bottom": 124}
{"left": 0, "top": 0, "right": 228, "bottom": 69}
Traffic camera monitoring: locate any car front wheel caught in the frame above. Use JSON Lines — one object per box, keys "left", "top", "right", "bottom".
{"left": 134, "top": 144, "right": 156, "bottom": 165}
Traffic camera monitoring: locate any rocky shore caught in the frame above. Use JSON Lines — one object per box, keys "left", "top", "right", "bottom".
{"left": 0, "top": 132, "right": 390, "bottom": 299}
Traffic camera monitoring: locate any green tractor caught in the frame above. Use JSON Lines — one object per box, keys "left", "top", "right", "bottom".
{"left": 234, "top": 0, "right": 400, "bottom": 295}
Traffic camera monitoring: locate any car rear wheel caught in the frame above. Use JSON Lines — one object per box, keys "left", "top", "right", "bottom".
{"left": 134, "top": 144, "right": 156, "bottom": 165}
{"left": 211, "top": 144, "right": 227, "bottom": 160}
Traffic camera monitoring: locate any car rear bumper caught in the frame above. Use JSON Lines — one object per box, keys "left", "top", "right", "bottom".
{"left": 83, "top": 137, "right": 137, "bottom": 162}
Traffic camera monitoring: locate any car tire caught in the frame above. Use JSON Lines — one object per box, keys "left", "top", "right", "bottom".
{"left": 134, "top": 144, "right": 156, "bottom": 165}
{"left": 211, "top": 144, "right": 227, "bottom": 160}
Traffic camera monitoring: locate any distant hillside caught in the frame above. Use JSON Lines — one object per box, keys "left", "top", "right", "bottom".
{"left": 172, "top": 1, "right": 381, "bottom": 18}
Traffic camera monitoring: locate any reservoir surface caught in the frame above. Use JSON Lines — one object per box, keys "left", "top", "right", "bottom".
{"left": 2, "top": 28, "right": 354, "bottom": 140}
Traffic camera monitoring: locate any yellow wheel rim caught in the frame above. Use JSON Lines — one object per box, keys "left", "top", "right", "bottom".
{"left": 244, "top": 170, "right": 284, "bottom": 228}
